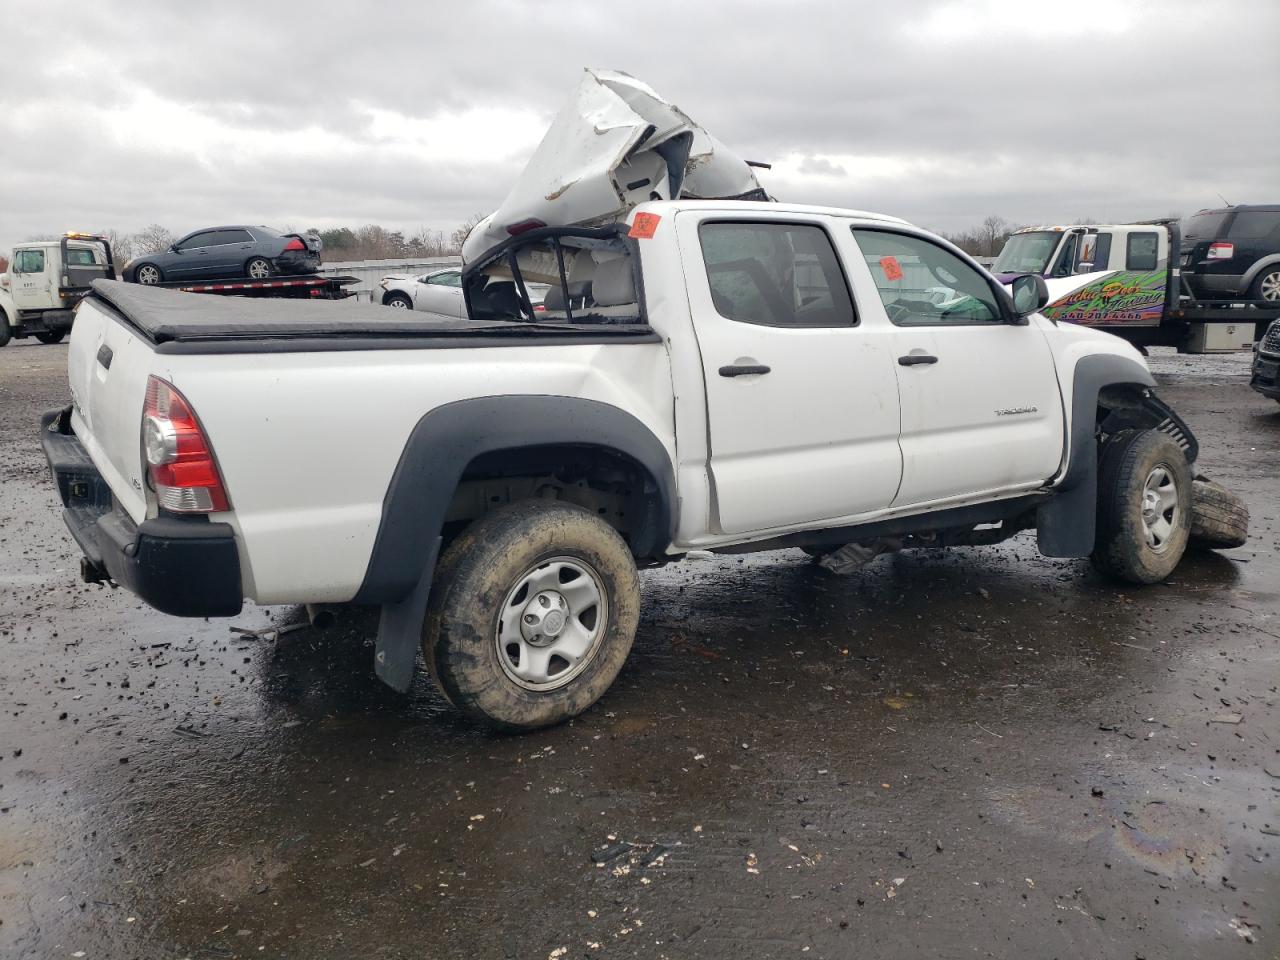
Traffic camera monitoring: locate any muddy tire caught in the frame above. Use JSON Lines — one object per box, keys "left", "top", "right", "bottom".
{"left": 35, "top": 330, "right": 66, "bottom": 345}
{"left": 0, "top": 312, "right": 11, "bottom": 348}
{"left": 1091, "top": 429, "right": 1192, "bottom": 584}
{"left": 1188, "top": 478, "right": 1249, "bottom": 549}
{"left": 423, "top": 500, "right": 640, "bottom": 732}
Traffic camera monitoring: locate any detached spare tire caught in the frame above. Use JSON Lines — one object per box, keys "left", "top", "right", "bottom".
{"left": 1189, "top": 478, "right": 1249, "bottom": 550}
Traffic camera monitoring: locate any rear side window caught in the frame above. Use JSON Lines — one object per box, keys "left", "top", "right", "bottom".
{"left": 1126, "top": 232, "right": 1159, "bottom": 271}
{"left": 1184, "top": 211, "right": 1227, "bottom": 238}
{"left": 851, "top": 229, "right": 1002, "bottom": 325}
{"left": 14, "top": 249, "right": 46, "bottom": 272}
{"left": 1227, "top": 211, "right": 1280, "bottom": 239}
{"left": 220, "top": 229, "right": 255, "bottom": 244}
{"left": 699, "top": 221, "right": 855, "bottom": 327}
{"left": 64, "top": 248, "right": 98, "bottom": 266}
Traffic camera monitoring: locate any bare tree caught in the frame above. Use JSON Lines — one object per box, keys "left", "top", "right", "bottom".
{"left": 979, "top": 215, "right": 1009, "bottom": 257}
{"left": 97, "top": 229, "right": 134, "bottom": 265}
{"left": 450, "top": 213, "right": 487, "bottom": 253}
{"left": 132, "top": 224, "right": 175, "bottom": 255}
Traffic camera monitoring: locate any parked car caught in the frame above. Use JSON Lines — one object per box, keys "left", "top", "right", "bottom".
{"left": 379, "top": 268, "right": 465, "bottom": 314}
{"left": 1252, "top": 319, "right": 1280, "bottom": 402}
{"left": 123, "top": 226, "right": 321, "bottom": 285}
{"left": 1180, "top": 205, "right": 1280, "bottom": 302}
{"left": 39, "top": 69, "right": 1246, "bottom": 733}
{"left": 380, "top": 268, "right": 548, "bottom": 315}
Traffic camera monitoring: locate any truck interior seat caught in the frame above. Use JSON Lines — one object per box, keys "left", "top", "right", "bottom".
{"left": 583, "top": 257, "right": 639, "bottom": 320}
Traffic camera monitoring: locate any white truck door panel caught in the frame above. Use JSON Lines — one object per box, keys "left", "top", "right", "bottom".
{"left": 848, "top": 228, "right": 1064, "bottom": 506}
{"left": 12, "top": 248, "right": 52, "bottom": 311}
{"left": 677, "top": 213, "right": 903, "bottom": 534}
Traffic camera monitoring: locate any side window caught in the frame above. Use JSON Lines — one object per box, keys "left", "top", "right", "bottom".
{"left": 1126, "top": 232, "right": 1159, "bottom": 271}
{"left": 698, "top": 221, "right": 856, "bottom": 327}
{"left": 65, "top": 248, "right": 97, "bottom": 266}
{"left": 851, "top": 229, "right": 1003, "bottom": 326}
{"left": 15, "top": 249, "right": 46, "bottom": 273}
{"left": 427, "top": 271, "right": 462, "bottom": 287}
{"left": 221, "top": 229, "right": 255, "bottom": 244}
{"left": 1050, "top": 234, "right": 1078, "bottom": 278}
{"left": 1085, "top": 233, "right": 1112, "bottom": 270}
{"left": 181, "top": 232, "right": 215, "bottom": 249}
{"left": 1226, "top": 211, "right": 1280, "bottom": 239}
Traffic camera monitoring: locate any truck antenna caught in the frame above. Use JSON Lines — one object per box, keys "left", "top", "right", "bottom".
{"left": 1217, "top": 192, "right": 1232, "bottom": 207}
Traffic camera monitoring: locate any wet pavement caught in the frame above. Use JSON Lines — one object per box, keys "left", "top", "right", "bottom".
{"left": 1, "top": 340, "right": 1277, "bottom": 959}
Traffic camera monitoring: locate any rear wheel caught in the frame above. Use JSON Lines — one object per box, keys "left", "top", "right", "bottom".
{"left": 1250, "top": 267, "right": 1280, "bottom": 303}
{"left": 384, "top": 293, "right": 412, "bottom": 310}
{"left": 135, "top": 263, "right": 163, "bottom": 285}
{"left": 424, "top": 500, "right": 640, "bottom": 731}
{"left": 35, "top": 330, "right": 66, "bottom": 345}
{"left": 1091, "top": 429, "right": 1192, "bottom": 584}
{"left": 246, "top": 257, "right": 272, "bottom": 280}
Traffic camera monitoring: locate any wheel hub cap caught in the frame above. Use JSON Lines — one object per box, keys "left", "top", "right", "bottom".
{"left": 496, "top": 557, "right": 607, "bottom": 691}
{"left": 1140, "top": 464, "right": 1179, "bottom": 552}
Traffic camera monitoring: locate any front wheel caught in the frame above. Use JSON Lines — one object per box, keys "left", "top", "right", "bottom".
{"left": 424, "top": 500, "right": 640, "bottom": 731}
{"left": 383, "top": 293, "right": 413, "bottom": 310}
{"left": 0, "top": 313, "right": 11, "bottom": 348}
{"left": 35, "top": 330, "right": 66, "bottom": 345}
{"left": 134, "top": 263, "right": 163, "bottom": 285}
{"left": 1091, "top": 429, "right": 1192, "bottom": 584}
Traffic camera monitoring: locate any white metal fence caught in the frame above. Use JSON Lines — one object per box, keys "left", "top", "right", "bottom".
{"left": 318, "top": 256, "right": 461, "bottom": 302}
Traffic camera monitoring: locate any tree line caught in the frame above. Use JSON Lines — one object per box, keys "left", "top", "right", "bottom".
{"left": 22, "top": 215, "right": 487, "bottom": 266}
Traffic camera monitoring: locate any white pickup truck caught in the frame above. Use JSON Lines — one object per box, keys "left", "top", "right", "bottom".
{"left": 39, "top": 71, "right": 1237, "bottom": 731}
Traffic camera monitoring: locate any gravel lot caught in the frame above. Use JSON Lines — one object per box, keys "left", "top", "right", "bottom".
{"left": 1, "top": 340, "right": 1276, "bottom": 959}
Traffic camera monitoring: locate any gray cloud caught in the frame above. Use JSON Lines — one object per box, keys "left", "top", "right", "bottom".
{"left": 2, "top": 0, "right": 1277, "bottom": 249}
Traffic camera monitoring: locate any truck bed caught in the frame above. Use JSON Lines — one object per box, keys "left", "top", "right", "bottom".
{"left": 89, "top": 280, "right": 656, "bottom": 353}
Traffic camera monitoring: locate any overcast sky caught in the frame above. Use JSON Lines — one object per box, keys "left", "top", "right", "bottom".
{"left": 2, "top": 0, "right": 1277, "bottom": 252}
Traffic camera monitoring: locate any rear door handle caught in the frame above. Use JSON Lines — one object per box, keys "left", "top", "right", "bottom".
{"left": 719, "top": 364, "right": 771, "bottom": 377}
{"left": 898, "top": 354, "right": 938, "bottom": 366}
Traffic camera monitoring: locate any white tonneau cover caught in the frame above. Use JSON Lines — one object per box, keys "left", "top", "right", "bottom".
{"left": 462, "top": 68, "right": 767, "bottom": 263}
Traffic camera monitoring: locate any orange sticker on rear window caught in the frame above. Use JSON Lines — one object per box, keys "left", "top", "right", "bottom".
{"left": 879, "top": 256, "right": 904, "bottom": 281}
{"left": 628, "top": 212, "right": 661, "bottom": 239}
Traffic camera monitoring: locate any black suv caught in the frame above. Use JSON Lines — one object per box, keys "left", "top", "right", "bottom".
{"left": 1181, "top": 205, "right": 1280, "bottom": 303}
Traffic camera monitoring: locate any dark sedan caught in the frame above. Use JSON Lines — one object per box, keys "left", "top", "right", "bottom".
{"left": 123, "top": 226, "right": 322, "bottom": 284}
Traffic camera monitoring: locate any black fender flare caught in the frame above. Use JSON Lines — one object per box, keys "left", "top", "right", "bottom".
{"left": 1037, "top": 354, "right": 1158, "bottom": 558}
{"left": 356, "top": 395, "right": 676, "bottom": 691}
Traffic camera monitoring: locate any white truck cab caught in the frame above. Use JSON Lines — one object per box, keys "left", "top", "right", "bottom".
{"left": 0, "top": 233, "right": 114, "bottom": 346}
{"left": 993, "top": 223, "right": 1170, "bottom": 282}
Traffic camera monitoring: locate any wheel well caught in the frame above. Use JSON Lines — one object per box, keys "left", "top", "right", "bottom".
{"left": 442, "top": 444, "right": 666, "bottom": 560}
{"left": 1095, "top": 385, "right": 1198, "bottom": 464}
{"left": 382, "top": 290, "right": 409, "bottom": 304}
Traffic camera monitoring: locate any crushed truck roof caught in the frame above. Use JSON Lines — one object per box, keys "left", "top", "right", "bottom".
{"left": 462, "top": 68, "right": 769, "bottom": 264}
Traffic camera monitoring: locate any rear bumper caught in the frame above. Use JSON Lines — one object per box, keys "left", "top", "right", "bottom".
{"left": 1252, "top": 351, "right": 1280, "bottom": 399}
{"left": 272, "top": 252, "right": 322, "bottom": 275}
{"left": 1184, "top": 271, "right": 1245, "bottom": 298}
{"left": 40, "top": 407, "right": 243, "bottom": 617}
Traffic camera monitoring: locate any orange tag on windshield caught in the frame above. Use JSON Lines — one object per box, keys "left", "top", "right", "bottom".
{"left": 628, "top": 212, "right": 661, "bottom": 239}
{"left": 879, "top": 256, "right": 904, "bottom": 281}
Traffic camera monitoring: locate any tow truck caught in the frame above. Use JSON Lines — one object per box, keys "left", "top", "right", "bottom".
{"left": 993, "top": 221, "right": 1278, "bottom": 353}
{"left": 0, "top": 232, "right": 115, "bottom": 346}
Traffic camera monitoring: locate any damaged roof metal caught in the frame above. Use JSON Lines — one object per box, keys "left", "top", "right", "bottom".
{"left": 462, "top": 68, "right": 768, "bottom": 263}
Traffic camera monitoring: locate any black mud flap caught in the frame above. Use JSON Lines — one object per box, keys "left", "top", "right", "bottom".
{"left": 373, "top": 536, "right": 441, "bottom": 692}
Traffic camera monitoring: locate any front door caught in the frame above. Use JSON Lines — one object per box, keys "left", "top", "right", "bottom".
{"left": 680, "top": 214, "right": 903, "bottom": 535}
{"left": 848, "top": 228, "right": 1064, "bottom": 508}
{"left": 11, "top": 247, "right": 52, "bottom": 312}
{"left": 416, "top": 270, "right": 465, "bottom": 316}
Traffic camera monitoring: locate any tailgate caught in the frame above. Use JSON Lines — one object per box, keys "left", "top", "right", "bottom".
{"left": 66, "top": 298, "right": 153, "bottom": 523}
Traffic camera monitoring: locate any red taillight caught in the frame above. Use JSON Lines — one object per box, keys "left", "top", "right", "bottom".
{"left": 142, "top": 376, "right": 229, "bottom": 513}
{"left": 1207, "top": 242, "right": 1234, "bottom": 260}
{"left": 505, "top": 218, "right": 546, "bottom": 237}
{"left": 283, "top": 237, "right": 306, "bottom": 251}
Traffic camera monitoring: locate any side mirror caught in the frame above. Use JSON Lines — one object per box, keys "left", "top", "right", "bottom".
{"left": 168, "top": 245, "right": 179, "bottom": 254}
{"left": 1074, "top": 261, "right": 1094, "bottom": 274}
{"left": 1010, "top": 273, "right": 1050, "bottom": 317}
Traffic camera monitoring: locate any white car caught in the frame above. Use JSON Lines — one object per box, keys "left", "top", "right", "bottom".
{"left": 41, "top": 70, "right": 1239, "bottom": 734}
{"left": 379, "top": 268, "right": 465, "bottom": 316}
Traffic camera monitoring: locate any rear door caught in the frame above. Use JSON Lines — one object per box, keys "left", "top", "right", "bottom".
{"left": 218, "top": 228, "right": 258, "bottom": 276}
{"left": 678, "top": 212, "right": 903, "bottom": 535}
{"left": 848, "top": 227, "right": 1064, "bottom": 507}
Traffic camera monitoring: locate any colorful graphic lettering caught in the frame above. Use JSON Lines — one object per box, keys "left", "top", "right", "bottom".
{"left": 1042, "top": 270, "right": 1167, "bottom": 327}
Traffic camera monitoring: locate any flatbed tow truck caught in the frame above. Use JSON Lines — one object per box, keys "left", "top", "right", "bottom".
{"left": 143, "top": 273, "right": 359, "bottom": 300}
{"left": 995, "top": 220, "right": 1278, "bottom": 353}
